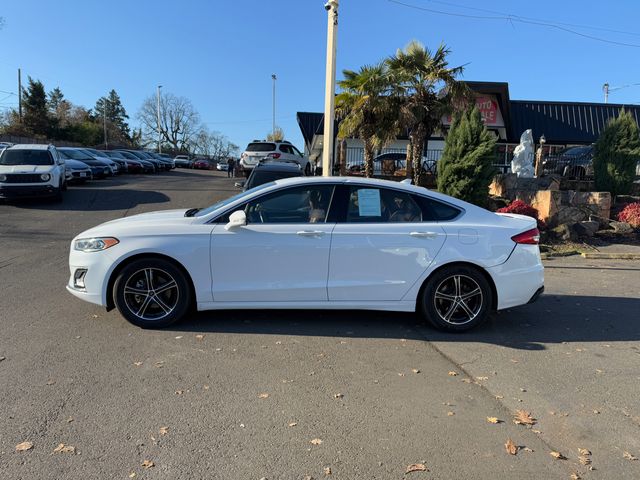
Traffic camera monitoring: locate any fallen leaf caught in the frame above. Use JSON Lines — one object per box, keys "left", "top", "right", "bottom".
{"left": 92, "top": 314, "right": 99, "bottom": 318}
{"left": 0, "top": 356, "right": 5, "bottom": 362}
{"left": 52, "top": 443, "right": 75, "bottom": 454}
{"left": 334, "top": 393, "right": 344, "bottom": 399}
{"left": 505, "top": 438, "right": 518, "bottom": 455}
{"left": 578, "top": 448, "right": 591, "bottom": 456}
{"left": 310, "top": 438, "right": 323, "bottom": 445}
{"left": 513, "top": 410, "right": 536, "bottom": 425}
{"left": 398, "top": 373, "right": 405, "bottom": 377}
{"left": 159, "top": 426, "right": 169, "bottom": 436}
{"left": 476, "top": 376, "right": 489, "bottom": 381}
{"left": 258, "top": 393, "right": 269, "bottom": 399}
{"left": 66, "top": 417, "right": 74, "bottom": 423}
{"left": 495, "top": 395, "right": 504, "bottom": 399}
{"left": 175, "top": 335, "right": 183, "bottom": 339}
{"left": 141, "top": 460, "right": 155, "bottom": 468}
{"left": 623, "top": 451, "right": 638, "bottom": 461}
{"left": 203, "top": 385, "right": 210, "bottom": 390}
{"left": 46, "top": 380, "right": 55, "bottom": 385}
{"left": 324, "top": 466, "right": 332, "bottom": 475}
{"left": 15, "top": 441, "right": 33, "bottom": 452}
{"left": 461, "top": 378, "right": 472, "bottom": 383}
{"left": 406, "top": 463, "right": 428, "bottom": 473}
{"left": 447, "top": 411, "right": 455, "bottom": 416}
{"left": 154, "top": 361, "right": 164, "bottom": 368}
{"left": 593, "top": 410, "right": 600, "bottom": 414}
{"left": 129, "top": 473, "right": 136, "bottom": 478}
{"left": 133, "top": 361, "right": 143, "bottom": 366}
{"left": 486, "top": 417, "right": 501, "bottom": 424}
{"left": 550, "top": 451, "right": 566, "bottom": 460}
{"left": 175, "top": 390, "right": 184, "bottom": 395}
{"left": 579, "top": 456, "right": 592, "bottom": 466}
{"left": 412, "top": 369, "right": 420, "bottom": 374}
{"left": 448, "top": 371, "right": 458, "bottom": 376}
{"left": 523, "top": 447, "right": 534, "bottom": 453}
{"left": 570, "top": 473, "right": 582, "bottom": 480}
{"left": 195, "top": 334, "right": 205, "bottom": 340}
{"left": 288, "top": 422, "right": 297, "bottom": 427}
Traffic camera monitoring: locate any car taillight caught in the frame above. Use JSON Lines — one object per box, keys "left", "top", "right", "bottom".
{"left": 511, "top": 228, "right": 540, "bottom": 245}
{"left": 268, "top": 153, "right": 281, "bottom": 159}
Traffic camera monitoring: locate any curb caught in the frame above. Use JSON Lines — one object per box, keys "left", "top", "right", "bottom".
{"left": 540, "top": 251, "right": 580, "bottom": 259}
{"left": 580, "top": 252, "right": 640, "bottom": 260}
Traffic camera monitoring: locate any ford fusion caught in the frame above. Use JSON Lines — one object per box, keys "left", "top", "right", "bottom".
{"left": 67, "top": 177, "right": 544, "bottom": 331}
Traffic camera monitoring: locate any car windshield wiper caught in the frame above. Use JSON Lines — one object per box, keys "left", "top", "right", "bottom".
{"left": 184, "top": 208, "right": 201, "bottom": 217}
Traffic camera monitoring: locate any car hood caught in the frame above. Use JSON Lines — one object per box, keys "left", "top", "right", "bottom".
{"left": 0, "top": 164, "right": 55, "bottom": 174}
{"left": 77, "top": 209, "right": 194, "bottom": 238}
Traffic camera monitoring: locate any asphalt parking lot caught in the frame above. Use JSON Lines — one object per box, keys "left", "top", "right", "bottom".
{"left": 1, "top": 169, "right": 639, "bottom": 479}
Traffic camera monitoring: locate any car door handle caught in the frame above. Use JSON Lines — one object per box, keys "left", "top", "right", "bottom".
{"left": 409, "top": 231, "right": 439, "bottom": 239}
{"left": 297, "top": 230, "right": 325, "bottom": 237}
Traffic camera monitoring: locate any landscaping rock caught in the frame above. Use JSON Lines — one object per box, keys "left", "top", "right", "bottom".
{"left": 610, "top": 221, "right": 633, "bottom": 234}
{"left": 576, "top": 221, "right": 600, "bottom": 237}
{"left": 550, "top": 223, "right": 578, "bottom": 242}
{"left": 556, "top": 206, "right": 591, "bottom": 225}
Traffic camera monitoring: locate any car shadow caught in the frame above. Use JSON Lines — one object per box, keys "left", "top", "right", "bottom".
{"left": 7, "top": 188, "right": 171, "bottom": 211}
{"left": 167, "top": 294, "right": 640, "bottom": 350}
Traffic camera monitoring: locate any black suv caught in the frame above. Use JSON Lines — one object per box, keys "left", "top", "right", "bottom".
{"left": 241, "top": 160, "right": 304, "bottom": 191}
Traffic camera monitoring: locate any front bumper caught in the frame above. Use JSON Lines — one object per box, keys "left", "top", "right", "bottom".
{"left": 0, "top": 184, "right": 57, "bottom": 199}
{"left": 67, "top": 247, "right": 116, "bottom": 307}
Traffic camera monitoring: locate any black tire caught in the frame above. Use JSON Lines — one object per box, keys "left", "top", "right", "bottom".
{"left": 113, "top": 258, "right": 191, "bottom": 328}
{"left": 419, "top": 265, "right": 492, "bottom": 332}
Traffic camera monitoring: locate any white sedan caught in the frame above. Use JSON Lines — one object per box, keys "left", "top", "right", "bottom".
{"left": 67, "top": 177, "right": 544, "bottom": 332}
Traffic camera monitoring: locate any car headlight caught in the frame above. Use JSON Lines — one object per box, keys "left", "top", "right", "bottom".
{"left": 74, "top": 237, "right": 119, "bottom": 252}
{"left": 0, "top": 174, "right": 6, "bottom": 182}
{"left": 40, "top": 173, "right": 51, "bottom": 181}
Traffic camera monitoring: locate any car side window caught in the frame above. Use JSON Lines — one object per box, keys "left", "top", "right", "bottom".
{"left": 243, "top": 185, "right": 334, "bottom": 224}
{"left": 345, "top": 186, "right": 422, "bottom": 223}
{"left": 279, "top": 145, "right": 292, "bottom": 154}
{"left": 292, "top": 146, "right": 303, "bottom": 157}
{"left": 413, "top": 195, "right": 462, "bottom": 221}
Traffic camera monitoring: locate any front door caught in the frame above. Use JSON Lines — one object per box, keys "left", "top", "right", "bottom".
{"left": 211, "top": 184, "right": 336, "bottom": 302}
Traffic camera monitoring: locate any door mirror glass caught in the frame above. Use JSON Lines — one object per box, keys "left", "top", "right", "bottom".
{"left": 225, "top": 210, "right": 247, "bottom": 230}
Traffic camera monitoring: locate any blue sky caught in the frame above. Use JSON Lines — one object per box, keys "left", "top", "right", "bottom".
{"left": 2, "top": 0, "right": 640, "bottom": 152}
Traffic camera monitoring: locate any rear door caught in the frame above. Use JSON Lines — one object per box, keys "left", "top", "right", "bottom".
{"left": 328, "top": 185, "right": 446, "bottom": 301}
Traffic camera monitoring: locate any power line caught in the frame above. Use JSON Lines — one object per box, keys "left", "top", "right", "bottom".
{"left": 387, "top": 0, "right": 640, "bottom": 48}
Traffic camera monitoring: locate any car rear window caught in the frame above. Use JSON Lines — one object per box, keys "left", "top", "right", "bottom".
{"left": 415, "top": 196, "right": 462, "bottom": 221}
{"left": 246, "top": 143, "right": 276, "bottom": 152}
{"left": 245, "top": 170, "right": 301, "bottom": 190}
{"left": 0, "top": 149, "right": 54, "bottom": 166}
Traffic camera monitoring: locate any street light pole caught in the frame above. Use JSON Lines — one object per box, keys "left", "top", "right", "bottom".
{"left": 272, "top": 74, "right": 277, "bottom": 138}
{"left": 103, "top": 103, "right": 107, "bottom": 149}
{"left": 322, "top": 0, "right": 339, "bottom": 177}
{"left": 157, "top": 85, "right": 162, "bottom": 153}
{"left": 603, "top": 83, "right": 609, "bottom": 104}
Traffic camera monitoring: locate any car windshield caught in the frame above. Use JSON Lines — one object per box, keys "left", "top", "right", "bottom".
{"left": 61, "top": 149, "right": 92, "bottom": 160}
{"left": 245, "top": 170, "right": 300, "bottom": 190}
{"left": 246, "top": 143, "right": 276, "bottom": 152}
{"left": 194, "top": 182, "right": 276, "bottom": 217}
{"left": 106, "top": 151, "right": 125, "bottom": 159}
{"left": 0, "top": 149, "right": 54, "bottom": 166}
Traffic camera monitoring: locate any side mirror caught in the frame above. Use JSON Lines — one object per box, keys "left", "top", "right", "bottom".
{"left": 224, "top": 210, "right": 246, "bottom": 230}
{"left": 234, "top": 181, "right": 245, "bottom": 188}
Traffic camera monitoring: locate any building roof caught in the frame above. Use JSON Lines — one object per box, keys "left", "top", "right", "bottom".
{"left": 508, "top": 100, "right": 640, "bottom": 144}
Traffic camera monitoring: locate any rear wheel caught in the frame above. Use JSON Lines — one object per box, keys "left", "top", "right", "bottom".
{"left": 419, "top": 265, "right": 492, "bottom": 332}
{"left": 113, "top": 258, "right": 191, "bottom": 328}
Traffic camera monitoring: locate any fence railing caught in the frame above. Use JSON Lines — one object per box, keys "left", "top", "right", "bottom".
{"left": 0, "top": 134, "right": 81, "bottom": 147}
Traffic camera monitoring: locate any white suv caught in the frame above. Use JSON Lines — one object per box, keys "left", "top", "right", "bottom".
{"left": 0, "top": 144, "right": 66, "bottom": 201}
{"left": 239, "top": 140, "right": 310, "bottom": 176}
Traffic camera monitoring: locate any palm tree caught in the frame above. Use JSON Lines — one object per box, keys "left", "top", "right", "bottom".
{"left": 336, "top": 63, "right": 398, "bottom": 177}
{"left": 387, "top": 41, "right": 469, "bottom": 184}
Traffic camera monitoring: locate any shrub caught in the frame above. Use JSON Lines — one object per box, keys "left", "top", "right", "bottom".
{"left": 593, "top": 109, "right": 640, "bottom": 197}
{"left": 618, "top": 202, "right": 640, "bottom": 228}
{"left": 437, "top": 105, "right": 497, "bottom": 207}
{"left": 496, "top": 200, "right": 545, "bottom": 229}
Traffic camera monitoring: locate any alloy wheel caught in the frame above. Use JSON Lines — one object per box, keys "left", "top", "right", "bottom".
{"left": 433, "top": 274, "right": 483, "bottom": 325}
{"left": 123, "top": 268, "right": 179, "bottom": 321}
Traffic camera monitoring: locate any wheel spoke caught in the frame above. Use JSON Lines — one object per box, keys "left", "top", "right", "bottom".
{"left": 460, "top": 287, "right": 481, "bottom": 300}
{"left": 124, "top": 285, "right": 148, "bottom": 295}
{"left": 435, "top": 291, "right": 456, "bottom": 301}
{"left": 458, "top": 298, "right": 477, "bottom": 319}
{"left": 443, "top": 301, "right": 458, "bottom": 321}
{"left": 453, "top": 275, "right": 462, "bottom": 296}
{"left": 136, "top": 294, "right": 153, "bottom": 317}
{"left": 144, "top": 268, "right": 154, "bottom": 289}
{"left": 152, "top": 294, "right": 173, "bottom": 314}
{"left": 155, "top": 279, "right": 177, "bottom": 295}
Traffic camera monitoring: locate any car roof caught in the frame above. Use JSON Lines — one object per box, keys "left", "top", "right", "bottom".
{"left": 7, "top": 144, "right": 53, "bottom": 150}
{"left": 255, "top": 162, "right": 301, "bottom": 172}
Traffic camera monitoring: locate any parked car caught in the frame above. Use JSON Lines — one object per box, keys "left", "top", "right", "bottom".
{"left": 146, "top": 152, "right": 174, "bottom": 170}
{"left": 0, "top": 144, "right": 66, "bottom": 201}
{"left": 82, "top": 148, "right": 125, "bottom": 174}
{"left": 174, "top": 155, "right": 192, "bottom": 168}
{"left": 65, "top": 159, "right": 93, "bottom": 184}
{"left": 103, "top": 151, "right": 144, "bottom": 174}
{"left": 193, "top": 158, "right": 212, "bottom": 170}
{"left": 542, "top": 145, "right": 594, "bottom": 179}
{"left": 114, "top": 150, "right": 155, "bottom": 173}
{"left": 241, "top": 159, "right": 303, "bottom": 190}
{"left": 67, "top": 176, "right": 544, "bottom": 332}
{"left": 216, "top": 159, "right": 228, "bottom": 171}
{"left": 58, "top": 148, "right": 111, "bottom": 179}
{"left": 156, "top": 153, "right": 176, "bottom": 169}
{"left": 117, "top": 150, "right": 162, "bottom": 172}
{"left": 240, "top": 140, "right": 311, "bottom": 176}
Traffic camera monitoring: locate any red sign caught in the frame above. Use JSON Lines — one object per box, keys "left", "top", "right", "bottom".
{"left": 444, "top": 95, "right": 503, "bottom": 127}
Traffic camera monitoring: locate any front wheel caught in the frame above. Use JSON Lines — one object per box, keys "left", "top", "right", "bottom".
{"left": 113, "top": 258, "right": 192, "bottom": 328}
{"left": 419, "top": 266, "right": 492, "bottom": 332}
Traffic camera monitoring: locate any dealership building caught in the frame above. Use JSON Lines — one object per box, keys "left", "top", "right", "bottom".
{"left": 297, "top": 81, "right": 640, "bottom": 171}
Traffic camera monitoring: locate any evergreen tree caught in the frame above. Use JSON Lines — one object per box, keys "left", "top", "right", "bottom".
{"left": 437, "top": 105, "right": 497, "bottom": 207}
{"left": 94, "top": 89, "right": 130, "bottom": 139}
{"left": 22, "top": 77, "right": 49, "bottom": 136}
{"left": 593, "top": 109, "right": 640, "bottom": 197}
{"left": 48, "top": 87, "right": 65, "bottom": 113}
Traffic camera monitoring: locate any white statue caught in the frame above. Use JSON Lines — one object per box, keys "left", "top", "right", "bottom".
{"left": 511, "top": 129, "right": 535, "bottom": 178}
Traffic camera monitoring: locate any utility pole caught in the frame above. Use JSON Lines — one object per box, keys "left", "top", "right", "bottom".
{"left": 17, "top": 68, "right": 22, "bottom": 123}
{"left": 157, "top": 85, "right": 162, "bottom": 153}
{"left": 103, "top": 101, "right": 108, "bottom": 149}
{"left": 272, "top": 74, "right": 277, "bottom": 138}
{"left": 322, "top": 0, "right": 339, "bottom": 177}
{"left": 603, "top": 83, "right": 609, "bottom": 103}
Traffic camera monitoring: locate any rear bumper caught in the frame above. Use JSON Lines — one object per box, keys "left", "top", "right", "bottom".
{"left": 528, "top": 286, "right": 544, "bottom": 304}
{"left": 0, "top": 184, "right": 57, "bottom": 199}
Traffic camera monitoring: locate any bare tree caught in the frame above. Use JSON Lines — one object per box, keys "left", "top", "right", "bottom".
{"left": 266, "top": 126, "right": 285, "bottom": 142}
{"left": 137, "top": 91, "right": 201, "bottom": 151}
{"left": 192, "top": 128, "right": 239, "bottom": 159}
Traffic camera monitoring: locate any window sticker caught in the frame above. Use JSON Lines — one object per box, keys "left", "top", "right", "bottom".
{"left": 357, "top": 189, "right": 381, "bottom": 217}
